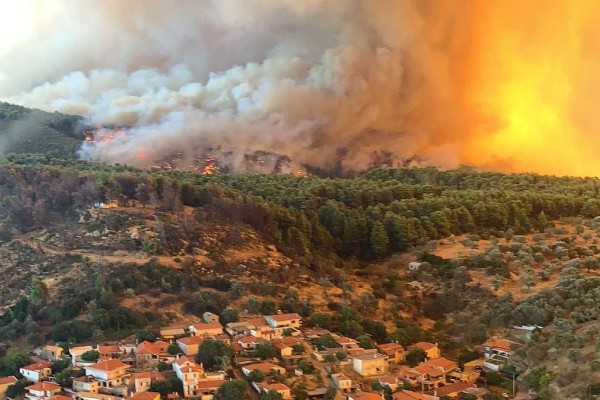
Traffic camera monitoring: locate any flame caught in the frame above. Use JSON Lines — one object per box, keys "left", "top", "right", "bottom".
{"left": 460, "top": 0, "right": 600, "bottom": 176}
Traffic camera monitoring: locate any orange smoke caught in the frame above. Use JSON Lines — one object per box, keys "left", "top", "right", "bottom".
{"left": 460, "top": 0, "right": 600, "bottom": 176}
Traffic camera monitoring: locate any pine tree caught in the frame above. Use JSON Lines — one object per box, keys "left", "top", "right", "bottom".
{"left": 370, "top": 221, "right": 389, "bottom": 258}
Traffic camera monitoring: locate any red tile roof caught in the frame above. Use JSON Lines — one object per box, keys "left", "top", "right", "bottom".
{"left": 191, "top": 322, "right": 222, "bottom": 331}
{"left": 428, "top": 381, "right": 472, "bottom": 396}
{"left": 20, "top": 362, "right": 52, "bottom": 372}
{"left": 48, "top": 396, "right": 73, "bottom": 400}
{"left": 354, "top": 393, "right": 384, "bottom": 400}
{"left": 196, "top": 380, "right": 225, "bottom": 390}
{"left": 28, "top": 382, "right": 61, "bottom": 392}
{"left": 244, "top": 363, "right": 283, "bottom": 374}
{"left": 87, "top": 359, "right": 127, "bottom": 372}
{"left": 393, "top": 390, "right": 432, "bottom": 400}
{"left": 377, "top": 343, "right": 404, "bottom": 355}
{"left": 482, "top": 339, "right": 519, "bottom": 352}
{"left": 410, "top": 342, "right": 437, "bottom": 351}
{"left": 130, "top": 391, "right": 160, "bottom": 400}
{"left": 97, "top": 345, "right": 121, "bottom": 355}
{"left": 177, "top": 336, "right": 203, "bottom": 345}
{"left": 0, "top": 376, "right": 17, "bottom": 385}
{"left": 137, "top": 341, "right": 169, "bottom": 355}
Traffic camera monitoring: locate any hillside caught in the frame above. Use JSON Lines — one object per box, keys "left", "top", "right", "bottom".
{"left": 0, "top": 103, "right": 82, "bottom": 157}
{"left": 0, "top": 155, "right": 600, "bottom": 397}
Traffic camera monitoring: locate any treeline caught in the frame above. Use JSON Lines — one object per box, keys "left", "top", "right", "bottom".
{"left": 3, "top": 155, "right": 600, "bottom": 263}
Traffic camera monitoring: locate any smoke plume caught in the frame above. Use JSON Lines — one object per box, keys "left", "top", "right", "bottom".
{"left": 2, "top": 0, "right": 600, "bottom": 176}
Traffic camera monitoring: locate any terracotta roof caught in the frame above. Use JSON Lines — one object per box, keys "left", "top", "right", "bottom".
{"left": 196, "top": 380, "right": 225, "bottom": 390}
{"left": 0, "top": 376, "right": 17, "bottom": 385}
{"left": 244, "top": 363, "right": 283, "bottom": 374}
{"left": 48, "top": 396, "right": 73, "bottom": 400}
{"left": 347, "top": 348, "right": 369, "bottom": 356}
{"left": 179, "top": 364, "right": 203, "bottom": 373}
{"left": 393, "top": 390, "right": 432, "bottom": 400}
{"left": 428, "top": 381, "right": 472, "bottom": 396}
{"left": 482, "top": 339, "right": 518, "bottom": 352}
{"left": 177, "top": 336, "right": 203, "bottom": 345}
{"left": 271, "top": 341, "right": 292, "bottom": 350}
{"left": 279, "top": 337, "right": 301, "bottom": 346}
{"left": 87, "top": 359, "right": 127, "bottom": 372}
{"left": 69, "top": 346, "right": 94, "bottom": 356}
{"left": 266, "top": 313, "right": 301, "bottom": 322}
{"left": 354, "top": 393, "right": 384, "bottom": 400}
{"left": 377, "top": 343, "right": 404, "bottom": 355}
{"left": 43, "top": 345, "right": 63, "bottom": 352}
{"left": 263, "top": 383, "right": 290, "bottom": 392}
{"left": 378, "top": 375, "right": 398, "bottom": 385}
{"left": 97, "top": 345, "right": 121, "bottom": 355}
{"left": 130, "top": 391, "right": 160, "bottom": 400}
{"left": 412, "top": 358, "right": 457, "bottom": 377}
{"left": 191, "top": 322, "right": 222, "bottom": 331}
{"left": 336, "top": 336, "right": 357, "bottom": 345}
{"left": 28, "top": 382, "right": 62, "bottom": 392}
{"left": 246, "top": 317, "right": 268, "bottom": 327}
{"left": 410, "top": 342, "right": 437, "bottom": 351}
{"left": 174, "top": 356, "right": 194, "bottom": 366}
{"left": 137, "top": 341, "right": 169, "bottom": 355}
{"left": 21, "top": 362, "right": 52, "bottom": 372}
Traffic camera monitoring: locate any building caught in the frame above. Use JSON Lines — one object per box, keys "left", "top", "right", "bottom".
{"left": 70, "top": 346, "right": 95, "bottom": 366}
{"left": 25, "top": 382, "right": 62, "bottom": 400}
{"left": 130, "top": 391, "right": 160, "bottom": 400}
{"left": 40, "top": 346, "right": 64, "bottom": 361}
{"left": 176, "top": 336, "right": 203, "bottom": 356}
{"left": 130, "top": 372, "right": 165, "bottom": 394}
{"left": 392, "top": 390, "right": 435, "bottom": 400}
{"left": 73, "top": 376, "right": 100, "bottom": 394}
{"left": 75, "top": 392, "right": 122, "bottom": 400}
{"left": 348, "top": 393, "right": 384, "bottom": 400}
{"left": 195, "top": 380, "right": 224, "bottom": 398}
{"left": 335, "top": 336, "right": 359, "bottom": 350}
{"left": 410, "top": 357, "right": 458, "bottom": 391}
{"left": 409, "top": 342, "right": 441, "bottom": 359}
{"left": 97, "top": 345, "right": 122, "bottom": 359}
{"left": 331, "top": 374, "right": 352, "bottom": 391}
{"left": 264, "top": 314, "right": 301, "bottom": 330}
{"left": 0, "top": 376, "right": 18, "bottom": 398}
{"left": 136, "top": 341, "right": 169, "bottom": 365}
{"left": 85, "top": 359, "right": 129, "bottom": 394}
{"left": 482, "top": 339, "right": 519, "bottom": 359}
{"left": 202, "top": 312, "right": 219, "bottom": 323}
{"left": 378, "top": 375, "right": 401, "bottom": 391}
{"left": 172, "top": 356, "right": 226, "bottom": 398}
{"left": 352, "top": 353, "right": 388, "bottom": 377}
{"left": 270, "top": 340, "right": 293, "bottom": 357}
{"left": 20, "top": 362, "right": 52, "bottom": 383}
{"left": 189, "top": 322, "right": 223, "bottom": 337}
{"left": 242, "top": 363, "right": 286, "bottom": 377}
{"left": 160, "top": 327, "right": 187, "bottom": 343}
{"left": 377, "top": 343, "right": 405, "bottom": 364}
{"left": 428, "top": 381, "right": 473, "bottom": 398}
{"left": 262, "top": 383, "right": 291, "bottom": 399}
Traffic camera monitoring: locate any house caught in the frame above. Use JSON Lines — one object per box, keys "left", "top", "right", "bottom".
{"left": 202, "top": 312, "right": 219, "bottom": 323}
{"left": 482, "top": 339, "right": 519, "bottom": 359}
{"left": 237, "top": 335, "right": 268, "bottom": 351}
{"left": 75, "top": 392, "right": 122, "bottom": 400}
{"left": 225, "top": 322, "right": 255, "bottom": 336}
{"left": 262, "top": 383, "right": 291, "bottom": 399}
{"left": 40, "top": 346, "right": 64, "bottom": 361}
{"left": 70, "top": 346, "right": 95, "bottom": 366}
{"left": 97, "top": 345, "right": 122, "bottom": 359}
{"left": 25, "top": 382, "right": 62, "bottom": 400}
{"left": 347, "top": 348, "right": 376, "bottom": 358}
{"left": 409, "top": 357, "right": 458, "bottom": 391}
{"left": 335, "top": 336, "right": 358, "bottom": 351}
{"left": 20, "top": 362, "right": 52, "bottom": 383}
{"left": 172, "top": 357, "right": 226, "bottom": 398}
{"left": 264, "top": 313, "right": 301, "bottom": 330}
{"left": 331, "top": 374, "right": 352, "bottom": 391}
{"left": 130, "top": 372, "right": 165, "bottom": 394}
{"left": 242, "top": 363, "right": 286, "bottom": 377}
{"left": 130, "top": 391, "right": 160, "bottom": 400}
{"left": 195, "top": 380, "right": 224, "bottom": 398}
{"left": 48, "top": 396, "right": 73, "bottom": 400}
{"left": 409, "top": 342, "right": 440, "bottom": 359}
{"left": 73, "top": 376, "right": 100, "bottom": 394}
{"left": 136, "top": 341, "right": 169, "bottom": 364}
{"left": 270, "top": 340, "right": 293, "bottom": 357}
{"left": 348, "top": 393, "right": 384, "bottom": 400}
{"left": 85, "top": 359, "right": 129, "bottom": 394}
{"left": 352, "top": 353, "right": 388, "bottom": 377}
{"left": 189, "top": 322, "right": 223, "bottom": 337}
{"left": 378, "top": 375, "right": 401, "bottom": 391}
{"left": 392, "top": 390, "right": 435, "bottom": 400}
{"left": 428, "top": 381, "right": 473, "bottom": 398}
{"left": 0, "top": 376, "right": 18, "bottom": 397}
{"left": 160, "top": 327, "right": 187, "bottom": 343}
{"left": 176, "top": 336, "right": 203, "bottom": 356}
{"left": 377, "top": 343, "right": 405, "bottom": 364}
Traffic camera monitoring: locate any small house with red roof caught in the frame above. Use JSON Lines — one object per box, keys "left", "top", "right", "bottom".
{"left": 20, "top": 362, "right": 52, "bottom": 383}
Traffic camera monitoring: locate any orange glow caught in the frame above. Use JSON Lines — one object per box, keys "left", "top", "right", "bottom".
{"left": 135, "top": 152, "right": 146, "bottom": 159}
{"left": 460, "top": 0, "right": 600, "bottom": 176}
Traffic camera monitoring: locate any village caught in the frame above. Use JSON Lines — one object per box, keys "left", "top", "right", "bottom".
{"left": 0, "top": 310, "right": 524, "bottom": 400}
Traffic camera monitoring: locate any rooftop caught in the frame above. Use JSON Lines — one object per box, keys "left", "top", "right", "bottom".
{"left": 87, "top": 359, "right": 127, "bottom": 372}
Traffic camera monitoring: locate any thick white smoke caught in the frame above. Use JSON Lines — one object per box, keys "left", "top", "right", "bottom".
{"left": 0, "top": 0, "right": 469, "bottom": 171}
